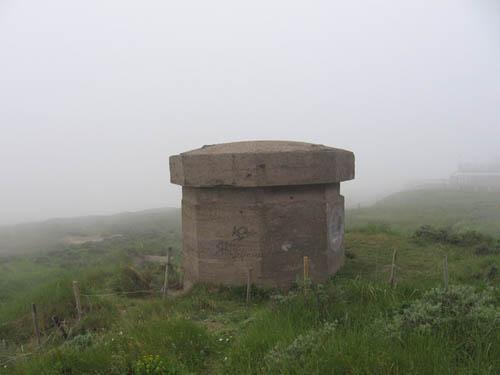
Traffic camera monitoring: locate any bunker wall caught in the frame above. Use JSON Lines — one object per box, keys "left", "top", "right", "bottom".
{"left": 181, "top": 183, "right": 344, "bottom": 288}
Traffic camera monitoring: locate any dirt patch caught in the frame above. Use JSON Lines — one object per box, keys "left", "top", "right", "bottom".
{"left": 59, "top": 234, "right": 122, "bottom": 245}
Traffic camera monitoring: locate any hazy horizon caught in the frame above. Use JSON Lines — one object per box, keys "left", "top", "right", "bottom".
{"left": 1, "top": 1, "right": 499, "bottom": 226}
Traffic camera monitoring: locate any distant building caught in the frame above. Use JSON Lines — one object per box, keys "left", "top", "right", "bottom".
{"left": 450, "top": 162, "right": 500, "bottom": 191}
{"left": 407, "top": 161, "right": 500, "bottom": 192}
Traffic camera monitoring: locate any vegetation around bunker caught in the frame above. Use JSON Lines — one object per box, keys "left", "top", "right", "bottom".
{"left": 2, "top": 190, "right": 500, "bottom": 374}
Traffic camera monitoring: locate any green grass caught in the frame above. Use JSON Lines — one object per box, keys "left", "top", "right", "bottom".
{"left": 4, "top": 230, "right": 500, "bottom": 374}
{"left": 3, "top": 190, "right": 500, "bottom": 374}
{"left": 9, "top": 318, "right": 214, "bottom": 375}
{"left": 0, "top": 258, "right": 68, "bottom": 304}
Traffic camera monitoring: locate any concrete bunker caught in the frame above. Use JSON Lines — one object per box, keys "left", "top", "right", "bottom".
{"left": 169, "top": 141, "right": 355, "bottom": 288}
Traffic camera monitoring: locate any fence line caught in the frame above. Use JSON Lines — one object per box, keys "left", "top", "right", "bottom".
{"left": 81, "top": 289, "right": 163, "bottom": 297}
{"left": 1, "top": 251, "right": 452, "bottom": 369}
{"left": 0, "top": 255, "right": 184, "bottom": 368}
{"left": 0, "top": 331, "right": 56, "bottom": 368}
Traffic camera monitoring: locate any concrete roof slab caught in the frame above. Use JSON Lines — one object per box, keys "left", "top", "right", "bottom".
{"left": 170, "top": 140, "right": 354, "bottom": 187}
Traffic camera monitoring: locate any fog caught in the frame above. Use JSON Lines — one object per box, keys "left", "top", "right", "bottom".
{"left": 1, "top": 0, "right": 499, "bottom": 226}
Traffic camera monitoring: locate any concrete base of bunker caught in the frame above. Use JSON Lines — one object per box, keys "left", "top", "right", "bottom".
{"left": 170, "top": 141, "right": 355, "bottom": 289}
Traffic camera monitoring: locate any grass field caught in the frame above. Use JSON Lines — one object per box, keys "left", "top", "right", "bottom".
{"left": 1, "top": 190, "right": 500, "bottom": 374}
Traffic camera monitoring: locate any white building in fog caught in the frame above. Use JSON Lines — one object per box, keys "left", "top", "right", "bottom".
{"left": 449, "top": 163, "right": 500, "bottom": 191}
{"left": 407, "top": 161, "right": 500, "bottom": 192}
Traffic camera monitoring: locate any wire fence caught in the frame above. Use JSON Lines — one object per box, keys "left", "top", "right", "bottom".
{"left": 0, "top": 250, "right": 452, "bottom": 369}
{"left": 0, "top": 332, "right": 56, "bottom": 368}
{"left": 0, "top": 252, "right": 181, "bottom": 369}
{"left": 81, "top": 289, "right": 163, "bottom": 297}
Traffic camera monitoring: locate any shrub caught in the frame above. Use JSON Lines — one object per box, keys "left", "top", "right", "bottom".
{"left": 65, "top": 332, "right": 94, "bottom": 349}
{"left": 263, "top": 321, "right": 337, "bottom": 372}
{"left": 474, "top": 243, "right": 500, "bottom": 256}
{"left": 414, "top": 225, "right": 494, "bottom": 247}
{"left": 386, "top": 285, "right": 500, "bottom": 337}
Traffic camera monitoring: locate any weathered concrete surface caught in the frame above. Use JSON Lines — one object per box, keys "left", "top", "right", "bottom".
{"left": 170, "top": 141, "right": 354, "bottom": 187}
{"left": 170, "top": 141, "right": 354, "bottom": 289}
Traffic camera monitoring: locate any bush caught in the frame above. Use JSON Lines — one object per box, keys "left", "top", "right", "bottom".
{"left": 474, "top": 243, "right": 500, "bottom": 256}
{"left": 65, "top": 332, "right": 94, "bottom": 349}
{"left": 413, "top": 225, "right": 494, "bottom": 247}
{"left": 386, "top": 285, "right": 500, "bottom": 337}
{"left": 263, "top": 321, "right": 337, "bottom": 373}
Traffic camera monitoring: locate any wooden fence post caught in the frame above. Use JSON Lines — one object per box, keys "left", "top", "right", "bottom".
{"left": 31, "top": 303, "right": 41, "bottom": 347}
{"left": 163, "top": 247, "right": 172, "bottom": 300}
{"left": 246, "top": 268, "right": 252, "bottom": 307}
{"left": 73, "top": 281, "right": 83, "bottom": 322}
{"left": 443, "top": 255, "right": 449, "bottom": 290}
{"left": 389, "top": 249, "right": 398, "bottom": 288}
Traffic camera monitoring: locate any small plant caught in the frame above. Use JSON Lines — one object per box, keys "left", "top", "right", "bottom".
{"left": 270, "top": 291, "right": 297, "bottom": 306}
{"left": 487, "top": 265, "right": 499, "bottom": 280}
{"left": 345, "top": 250, "right": 356, "bottom": 259}
{"left": 135, "top": 354, "right": 178, "bottom": 375}
{"left": 271, "top": 279, "right": 330, "bottom": 310}
{"left": 264, "top": 321, "right": 337, "bottom": 371}
{"left": 65, "top": 332, "right": 94, "bottom": 349}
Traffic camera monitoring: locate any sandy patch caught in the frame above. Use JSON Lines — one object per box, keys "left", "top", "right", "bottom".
{"left": 59, "top": 234, "right": 122, "bottom": 245}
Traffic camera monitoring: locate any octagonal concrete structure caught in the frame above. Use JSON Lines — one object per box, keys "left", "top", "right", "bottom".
{"left": 170, "top": 141, "right": 355, "bottom": 289}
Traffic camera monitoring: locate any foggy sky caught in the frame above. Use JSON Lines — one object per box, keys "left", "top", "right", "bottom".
{"left": 1, "top": 1, "right": 499, "bottom": 225}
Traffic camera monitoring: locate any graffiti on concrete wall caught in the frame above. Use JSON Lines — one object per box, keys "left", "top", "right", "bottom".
{"left": 328, "top": 202, "right": 344, "bottom": 253}
{"left": 215, "top": 226, "right": 254, "bottom": 256}
{"left": 232, "top": 226, "right": 250, "bottom": 241}
{"left": 215, "top": 240, "right": 238, "bottom": 256}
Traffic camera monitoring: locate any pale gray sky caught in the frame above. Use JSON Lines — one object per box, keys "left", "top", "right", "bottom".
{"left": 1, "top": 1, "right": 499, "bottom": 225}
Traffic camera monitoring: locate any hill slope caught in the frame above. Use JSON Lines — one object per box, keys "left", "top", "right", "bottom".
{"left": 0, "top": 207, "right": 181, "bottom": 254}
{"left": 0, "top": 208, "right": 182, "bottom": 306}
{"left": 347, "top": 189, "right": 500, "bottom": 235}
